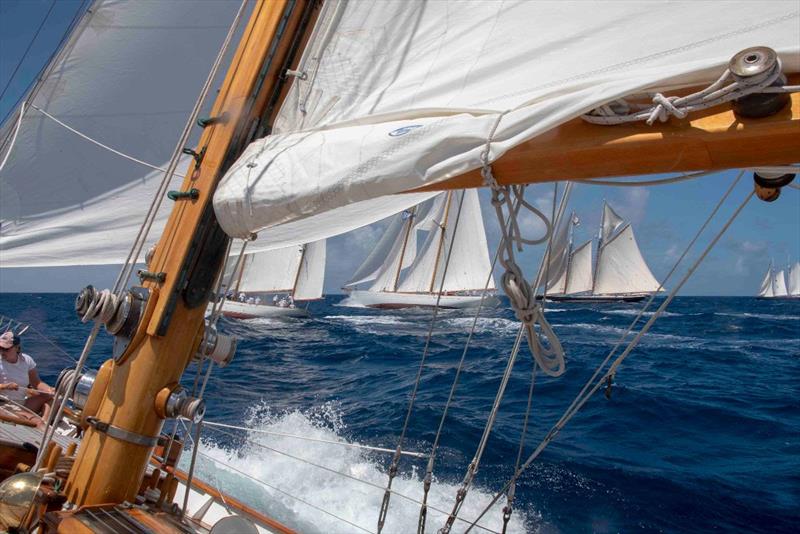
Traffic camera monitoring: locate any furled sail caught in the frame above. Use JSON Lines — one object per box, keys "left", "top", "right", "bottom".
{"left": 213, "top": 1, "right": 800, "bottom": 242}
{"left": 396, "top": 190, "right": 495, "bottom": 293}
{"left": 789, "top": 262, "right": 800, "bottom": 296}
{"left": 293, "top": 240, "right": 326, "bottom": 301}
{"left": 772, "top": 269, "right": 789, "bottom": 297}
{"left": 0, "top": 1, "right": 243, "bottom": 266}
{"left": 758, "top": 266, "right": 775, "bottom": 298}
{"left": 565, "top": 241, "right": 593, "bottom": 295}
{"left": 593, "top": 225, "right": 660, "bottom": 295}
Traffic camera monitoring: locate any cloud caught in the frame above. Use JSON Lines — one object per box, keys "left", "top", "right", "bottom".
{"left": 615, "top": 187, "right": 650, "bottom": 224}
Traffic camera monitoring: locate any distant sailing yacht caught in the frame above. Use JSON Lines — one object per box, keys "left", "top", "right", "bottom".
{"left": 542, "top": 201, "right": 661, "bottom": 302}
{"left": 341, "top": 190, "right": 498, "bottom": 309}
{"left": 219, "top": 241, "right": 326, "bottom": 318}
{"left": 757, "top": 260, "right": 800, "bottom": 299}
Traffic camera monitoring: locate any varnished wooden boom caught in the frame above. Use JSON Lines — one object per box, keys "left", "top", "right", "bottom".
{"left": 414, "top": 80, "right": 800, "bottom": 192}
{"left": 66, "top": 0, "right": 310, "bottom": 506}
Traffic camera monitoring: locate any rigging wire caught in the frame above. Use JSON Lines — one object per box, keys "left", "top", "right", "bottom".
{"left": 464, "top": 174, "right": 754, "bottom": 532}
{"left": 0, "top": 314, "right": 77, "bottom": 363}
{"left": 376, "top": 190, "right": 468, "bottom": 534}
{"left": 201, "top": 420, "right": 427, "bottom": 459}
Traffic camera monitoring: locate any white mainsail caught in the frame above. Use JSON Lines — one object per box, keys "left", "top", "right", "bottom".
{"left": 293, "top": 240, "right": 326, "bottom": 301}
{"left": 566, "top": 241, "right": 593, "bottom": 295}
{"left": 544, "top": 213, "right": 572, "bottom": 295}
{"left": 0, "top": 1, "right": 244, "bottom": 266}
{"left": 788, "top": 262, "right": 800, "bottom": 296}
{"left": 772, "top": 269, "right": 789, "bottom": 298}
{"left": 227, "top": 240, "right": 325, "bottom": 300}
{"left": 758, "top": 265, "right": 775, "bottom": 298}
{"left": 600, "top": 203, "right": 625, "bottom": 243}
{"left": 395, "top": 190, "right": 495, "bottom": 294}
{"left": 213, "top": 1, "right": 800, "bottom": 244}
{"left": 593, "top": 225, "right": 661, "bottom": 295}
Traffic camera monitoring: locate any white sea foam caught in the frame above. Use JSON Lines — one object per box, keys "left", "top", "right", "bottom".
{"left": 443, "top": 317, "right": 520, "bottom": 334}
{"left": 190, "top": 405, "right": 531, "bottom": 533}
{"left": 715, "top": 312, "right": 800, "bottom": 321}
{"left": 603, "top": 309, "right": 680, "bottom": 318}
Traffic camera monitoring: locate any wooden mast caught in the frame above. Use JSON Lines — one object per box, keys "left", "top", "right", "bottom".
{"left": 428, "top": 191, "right": 454, "bottom": 294}
{"left": 392, "top": 207, "right": 417, "bottom": 292}
{"left": 411, "top": 82, "right": 800, "bottom": 193}
{"left": 65, "top": 0, "right": 316, "bottom": 506}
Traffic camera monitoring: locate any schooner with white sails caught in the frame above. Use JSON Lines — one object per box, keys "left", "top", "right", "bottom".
{"left": 341, "top": 190, "right": 498, "bottom": 309}
{"left": 543, "top": 201, "right": 662, "bottom": 302}
{"left": 758, "top": 260, "right": 800, "bottom": 299}
{"left": 219, "top": 241, "right": 326, "bottom": 318}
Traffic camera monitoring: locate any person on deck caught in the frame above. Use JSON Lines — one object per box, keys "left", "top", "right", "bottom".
{"left": 0, "top": 332, "right": 55, "bottom": 418}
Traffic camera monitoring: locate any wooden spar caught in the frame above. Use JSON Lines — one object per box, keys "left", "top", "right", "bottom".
{"left": 392, "top": 207, "right": 417, "bottom": 292}
{"left": 411, "top": 81, "right": 800, "bottom": 192}
{"left": 428, "top": 191, "right": 454, "bottom": 294}
{"left": 65, "top": 0, "right": 315, "bottom": 506}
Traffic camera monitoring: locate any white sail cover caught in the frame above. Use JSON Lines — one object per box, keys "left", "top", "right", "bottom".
{"left": 214, "top": 1, "right": 800, "bottom": 241}
{"left": 237, "top": 246, "right": 303, "bottom": 294}
{"left": 789, "top": 262, "right": 800, "bottom": 296}
{"left": 594, "top": 225, "right": 660, "bottom": 295}
{"left": 396, "top": 189, "right": 494, "bottom": 293}
{"left": 773, "top": 269, "right": 789, "bottom": 297}
{"left": 758, "top": 266, "right": 775, "bottom": 297}
{"left": 0, "top": 1, "right": 244, "bottom": 266}
{"left": 566, "top": 240, "right": 593, "bottom": 295}
{"left": 293, "top": 240, "right": 326, "bottom": 300}
{"left": 601, "top": 203, "right": 626, "bottom": 243}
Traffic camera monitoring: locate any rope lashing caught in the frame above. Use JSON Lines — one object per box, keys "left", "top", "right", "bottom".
{"left": 482, "top": 113, "right": 566, "bottom": 377}
{"left": 582, "top": 49, "right": 799, "bottom": 126}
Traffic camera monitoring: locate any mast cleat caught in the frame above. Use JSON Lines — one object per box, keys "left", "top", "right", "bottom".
{"left": 197, "top": 112, "right": 229, "bottom": 128}
{"left": 167, "top": 188, "right": 201, "bottom": 201}
{"left": 730, "top": 46, "right": 790, "bottom": 118}
{"left": 181, "top": 146, "right": 206, "bottom": 166}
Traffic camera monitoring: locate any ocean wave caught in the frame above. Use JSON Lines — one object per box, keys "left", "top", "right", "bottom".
{"left": 715, "top": 312, "right": 800, "bottom": 321}
{"left": 190, "top": 404, "right": 530, "bottom": 534}
{"left": 603, "top": 309, "right": 681, "bottom": 318}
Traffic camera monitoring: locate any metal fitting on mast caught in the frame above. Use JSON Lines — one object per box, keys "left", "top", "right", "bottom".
{"left": 730, "top": 46, "right": 790, "bottom": 118}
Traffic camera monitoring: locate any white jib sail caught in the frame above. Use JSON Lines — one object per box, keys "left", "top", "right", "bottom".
{"left": 236, "top": 246, "right": 303, "bottom": 294}
{"left": 213, "top": 1, "right": 800, "bottom": 241}
{"left": 758, "top": 266, "right": 775, "bottom": 298}
{"left": 773, "top": 269, "right": 789, "bottom": 297}
{"left": 344, "top": 213, "right": 408, "bottom": 288}
{"left": 544, "top": 212, "right": 572, "bottom": 295}
{"left": 565, "top": 240, "right": 593, "bottom": 295}
{"left": 593, "top": 225, "right": 660, "bottom": 295}
{"left": 0, "top": 1, "right": 243, "bottom": 266}
{"left": 788, "top": 262, "right": 800, "bottom": 296}
{"left": 293, "top": 240, "right": 326, "bottom": 301}
{"left": 396, "top": 189, "right": 494, "bottom": 293}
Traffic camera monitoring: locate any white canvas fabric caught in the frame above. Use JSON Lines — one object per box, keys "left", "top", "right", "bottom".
{"left": 237, "top": 246, "right": 303, "bottom": 294}
{"left": 788, "top": 262, "right": 800, "bottom": 296}
{"left": 0, "top": 1, "right": 244, "bottom": 266}
{"left": 594, "top": 225, "right": 661, "bottom": 295}
{"left": 758, "top": 266, "right": 775, "bottom": 297}
{"left": 214, "top": 1, "right": 800, "bottom": 241}
{"left": 600, "top": 203, "right": 626, "bottom": 243}
{"left": 772, "top": 269, "right": 789, "bottom": 297}
{"left": 566, "top": 240, "right": 593, "bottom": 295}
{"left": 293, "top": 240, "right": 326, "bottom": 300}
{"left": 544, "top": 213, "right": 572, "bottom": 294}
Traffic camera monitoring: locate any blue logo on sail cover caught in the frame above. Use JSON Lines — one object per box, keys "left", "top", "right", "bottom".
{"left": 389, "top": 124, "right": 423, "bottom": 137}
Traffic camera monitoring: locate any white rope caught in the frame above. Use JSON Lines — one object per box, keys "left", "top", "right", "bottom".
{"left": 29, "top": 105, "right": 172, "bottom": 174}
{"left": 481, "top": 112, "right": 566, "bottom": 378}
{"left": 464, "top": 181, "right": 754, "bottom": 533}
{"left": 0, "top": 101, "right": 26, "bottom": 173}
{"left": 201, "top": 419, "right": 427, "bottom": 459}
{"left": 583, "top": 57, "right": 798, "bottom": 125}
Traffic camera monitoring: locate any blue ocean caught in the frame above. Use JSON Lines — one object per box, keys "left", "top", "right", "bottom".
{"left": 1, "top": 294, "right": 798, "bottom": 533}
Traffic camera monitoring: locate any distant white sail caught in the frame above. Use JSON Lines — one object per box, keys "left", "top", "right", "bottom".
{"left": 594, "top": 225, "right": 660, "bottom": 295}
{"left": 1, "top": 1, "right": 244, "bottom": 266}
{"left": 345, "top": 214, "right": 408, "bottom": 288}
{"left": 396, "top": 190, "right": 494, "bottom": 293}
{"left": 236, "top": 247, "right": 303, "bottom": 294}
{"left": 773, "top": 269, "right": 789, "bottom": 297}
{"left": 789, "top": 262, "right": 800, "bottom": 296}
{"left": 565, "top": 240, "right": 593, "bottom": 295}
{"left": 600, "top": 203, "right": 625, "bottom": 243}
{"left": 293, "top": 240, "right": 326, "bottom": 301}
{"left": 758, "top": 266, "right": 775, "bottom": 298}
{"left": 544, "top": 213, "right": 572, "bottom": 295}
